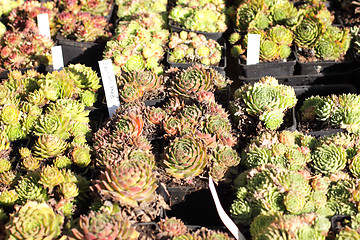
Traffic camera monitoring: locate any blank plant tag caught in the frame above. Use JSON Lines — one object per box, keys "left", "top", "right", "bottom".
{"left": 98, "top": 59, "right": 120, "bottom": 117}
{"left": 246, "top": 34, "right": 261, "bottom": 65}
{"left": 37, "top": 13, "right": 51, "bottom": 39}
{"left": 51, "top": 46, "right": 64, "bottom": 71}
{"left": 209, "top": 176, "right": 246, "bottom": 240}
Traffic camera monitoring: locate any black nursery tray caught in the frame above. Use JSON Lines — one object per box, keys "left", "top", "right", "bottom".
{"left": 166, "top": 38, "right": 227, "bottom": 76}
{"left": 169, "top": 20, "right": 224, "bottom": 41}
{"left": 237, "top": 51, "right": 296, "bottom": 78}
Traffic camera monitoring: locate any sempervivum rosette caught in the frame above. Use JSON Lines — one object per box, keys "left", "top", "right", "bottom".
{"left": 294, "top": 18, "right": 321, "bottom": 48}
{"left": 163, "top": 135, "right": 207, "bottom": 179}
{"left": 168, "top": 64, "right": 230, "bottom": 99}
{"left": 231, "top": 76, "right": 297, "bottom": 130}
{"left": 71, "top": 210, "right": 139, "bottom": 240}
{"left": 311, "top": 143, "right": 347, "bottom": 174}
{"left": 5, "top": 201, "right": 64, "bottom": 240}
{"left": 93, "top": 158, "right": 158, "bottom": 207}
{"left": 116, "top": 69, "right": 164, "bottom": 103}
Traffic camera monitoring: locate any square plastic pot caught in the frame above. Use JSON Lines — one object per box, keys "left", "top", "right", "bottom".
{"left": 166, "top": 38, "right": 226, "bottom": 76}
{"left": 55, "top": 34, "right": 106, "bottom": 70}
{"left": 294, "top": 46, "right": 356, "bottom": 75}
{"left": 237, "top": 51, "right": 296, "bottom": 78}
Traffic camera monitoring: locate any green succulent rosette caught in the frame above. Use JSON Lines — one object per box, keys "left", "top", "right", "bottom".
{"left": 33, "top": 113, "right": 69, "bottom": 139}
{"left": 33, "top": 134, "right": 68, "bottom": 160}
{"left": 236, "top": 4, "right": 257, "bottom": 31}
{"left": 15, "top": 175, "right": 48, "bottom": 203}
{"left": 311, "top": 143, "right": 347, "bottom": 174}
{"left": 164, "top": 135, "right": 207, "bottom": 179}
{"left": 169, "top": 64, "right": 228, "bottom": 98}
{"left": 294, "top": 18, "right": 321, "bottom": 48}
{"left": 234, "top": 76, "right": 297, "bottom": 130}
{"left": 94, "top": 159, "right": 157, "bottom": 207}
{"left": 5, "top": 201, "right": 64, "bottom": 240}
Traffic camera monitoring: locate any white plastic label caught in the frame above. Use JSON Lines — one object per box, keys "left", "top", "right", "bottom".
{"left": 209, "top": 176, "right": 246, "bottom": 240}
{"left": 37, "top": 13, "right": 51, "bottom": 39}
{"left": 51, "top": 46, "right": 64, "bottom": 71}
{"left": 246, "top": 34, "right": 261, "bottom": 65}
{"left": 98, "top": 59, "right": 120, "bottom": 116}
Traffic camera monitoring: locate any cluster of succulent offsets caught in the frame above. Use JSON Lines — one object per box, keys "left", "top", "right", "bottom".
{"left": 7, "top": 0, "right": 59, "bottom": 37}
{"left": 0, "top": 64, "right": 104, "bottom": 239}
{"left": 231, "top": 0, "right": 351, "bottom": 61}
{"left": 103, "top": 11, "right": 169, "bottom": 75}
{"left": 57, "top": 0, "right": 114, "bottom": 17}
{"left": 230, "top": 25, "right": 294, "bottom": 61}
{"left": 168, "top": 31, "right": 223, "bottom": 66}
{"left": 169, "top": 0, "right": 227, "bottom": 33}
{"left": 116, "top": 0, "right": 167, "bottom": 19}
{"left": 229, "top": 76, "right": 297, "bottom": 131}
{"left": 56, "top": 11, "right": 112, "bottom": 42}
{"left": 300, "top": 93, "right": 360, "bottom": 134}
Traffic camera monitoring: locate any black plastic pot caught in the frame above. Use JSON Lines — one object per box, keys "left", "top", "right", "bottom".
{"left": 166, "top": 38, "right": 226, "bottom": 76}
{"left": 55, "top": 34, "right": 106, "bottom": 70}
{"left": 0, "top": 65, "right": 47, "bottom": 79}
{"left": 169, "top": 20, "right": 224, "bottom": 41}
{"left": 158, "top": 182, "right": 233, "bottom": 226}
{"left": 294, "top": 84, "right": 357, "bottom": 134}
{"left": 237, "top": 51, "right": 296, "bottom": 78}
{"left": 294, "top": 46, "right": 356, "bottom": 75}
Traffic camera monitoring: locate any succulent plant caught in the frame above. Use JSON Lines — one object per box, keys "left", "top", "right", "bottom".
{"left": 159, "top": 217, "right": 187, "bottom": 237}
{"left": 294, "top": 18, "right": 321, "bottom": 48}
{"left": 93, "top": 159, "right": 157, "bottom": 207}
{"left": 58, "top": 0, "right": 113, "bottom": 17}
{"left": 33, "top": 134, "right": 68, "bottom": 160}
{"left": 270, "top": 1, "right": 299, "bottom": 27}
{"left": 250, "top": 213, "right": 330, "bottom": 240}
{"left": 5, "top": 201, "right": 64, "bottom": 240}
{"left": 104, "top": 17, "right": 168, "bottom": 75}
{"left": 56, "top": 11, "right": 112, "bottom": 42}
{"left": 71, "top": 210, "right": 139, "bottom": 240}
{"left": 169, "top": 0, "right": 227, "bottom": 33}
{"left": 163, "top": 135, "right": 208, "bottom": 179}
{"left": 116, "top": 69, "right": 164, "bottom": 102}
{"left": 15, "top": 175, "right": 48, "bottom": 203}
{"left": 116, "top": 0, "right": 167, "bottom": 19}
{"left": 0, "top": 0, "right": 23, "bottom": 17}
{"left": 168, "top": 31, "right": 223, "bottom": 66}
{"left": 0, "top": 26, "right": 54, "bottom": 71}
{"left": 231, "top": 76, "right": 297, "bottom": 130}
{"left": 168, "top": 64, "right": 230, "bottom": 98}
{"left": 300, "top": 94, "right": 360, "bottom": 133}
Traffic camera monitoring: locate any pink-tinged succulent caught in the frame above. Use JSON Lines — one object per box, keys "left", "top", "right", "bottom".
{"left": 57, "top": 11, "right": 112, "bottom": 42}
{"left": 159, "top": 217, "right": 187, "bottom": 237}
{"left": 168, "top": 64, "right": 229, "bottom": 98}
{"left": 164, "top": 135, "right": 208, "bottom": 179}
{"left": 71, "top": 210, "right": 139, "bottom": 240}
{"left": 93, "top": 159, "right": 158, "bottom": 207}
{"left": 0, "top": 26, "right": 54, "bottom": 71}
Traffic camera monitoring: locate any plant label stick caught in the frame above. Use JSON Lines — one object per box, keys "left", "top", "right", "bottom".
{"left": 51, "top": 46, "right": 64, "bottom": 71}
{"left": 98, "top": 59, "right": 120, "bottom": 117}
{"left": 37, "top": 13, "right": 51, "bottom": 39}
{"left": 246, "top": 34, "right": 261, "bottom": 65}
{"left": 209, "top": 176, "right": 246, "bottom": 240}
